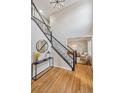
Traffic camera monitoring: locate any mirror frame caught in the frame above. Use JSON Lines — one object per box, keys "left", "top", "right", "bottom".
{"left": 36, "top": 40, "right": 48, "bottom": 53}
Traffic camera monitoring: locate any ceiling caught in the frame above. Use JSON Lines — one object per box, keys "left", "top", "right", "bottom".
{"left": 33, "top": 0, "right": 81, "bottom": 18}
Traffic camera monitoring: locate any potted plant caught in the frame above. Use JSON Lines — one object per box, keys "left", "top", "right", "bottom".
{"left": 33, "top": 51, "right": 40, "bottom": 62}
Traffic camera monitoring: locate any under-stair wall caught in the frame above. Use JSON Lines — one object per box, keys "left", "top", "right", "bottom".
{"left": 52, "top": 48, "right": 71, "bottom": 71}
{"left": 31, "top": 20, "right": 52, "bottom": 77}
{"left": 32, "top": 19, "right": 72, "bottom": 71}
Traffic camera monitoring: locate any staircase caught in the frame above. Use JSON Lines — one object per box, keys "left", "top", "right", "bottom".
{"left": 31, "top": 2, "right": 76, "bottom": 71}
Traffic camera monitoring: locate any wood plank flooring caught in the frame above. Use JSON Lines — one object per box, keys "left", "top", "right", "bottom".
{"left": 31, "top": 64, "right": 93, "bottom": 93}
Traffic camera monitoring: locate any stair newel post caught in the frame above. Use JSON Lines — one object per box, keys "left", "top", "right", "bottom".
{"left": 50, "top": 31, "right": 53, "bottom": 46}
{"left": 74, "top": 50, "right": 77, "bottom": 64}
{"left": 72, "top": 51, "right": 75, "bottom": 71}
{"left": 72, "top": 50, "right": 77, "bottom": 71}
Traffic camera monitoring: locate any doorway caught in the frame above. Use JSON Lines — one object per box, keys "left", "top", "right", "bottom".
{"left": 67, "top": 36, "right": 92, "bottom": 65}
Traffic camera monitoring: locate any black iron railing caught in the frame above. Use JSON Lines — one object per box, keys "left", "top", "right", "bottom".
{"left": 31, "top": 2, "right": 76, "bottom": 71}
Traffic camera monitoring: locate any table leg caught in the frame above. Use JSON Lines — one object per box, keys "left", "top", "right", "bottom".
{"left": 31, "top": 64, "right": 33, "bottom": 79}
{"left": 35, "top": 65, "right": 37, "bottom": 80}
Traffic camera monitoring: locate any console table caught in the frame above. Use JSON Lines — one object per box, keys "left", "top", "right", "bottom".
{"left": 31, "top": 57, "right": 54, "bottom": 80}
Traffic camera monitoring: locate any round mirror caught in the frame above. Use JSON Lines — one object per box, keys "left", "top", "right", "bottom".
{"left": 36, "top": 40, "right": 48, "bottom": 53}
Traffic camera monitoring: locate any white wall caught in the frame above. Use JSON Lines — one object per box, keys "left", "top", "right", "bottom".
{"left": 52, "top": 49, "right": 71, "bottom": 71}
{"left": 31, "top": 20, "right": 52, "bottom": 77}
{"left": 50, "top": 0, "right": 92, "bottom": 45}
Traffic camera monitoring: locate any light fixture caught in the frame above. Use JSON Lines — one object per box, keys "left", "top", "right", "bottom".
{"left": 50, "top": 0, "right": 65, "bottom": 8}
{"left": 39, "top": 10, "right": 43, "bottom": 14}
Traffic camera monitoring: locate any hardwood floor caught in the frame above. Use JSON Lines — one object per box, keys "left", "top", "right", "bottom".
{"left": 31, "top": 64, "right": 93, "bottom": 93}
